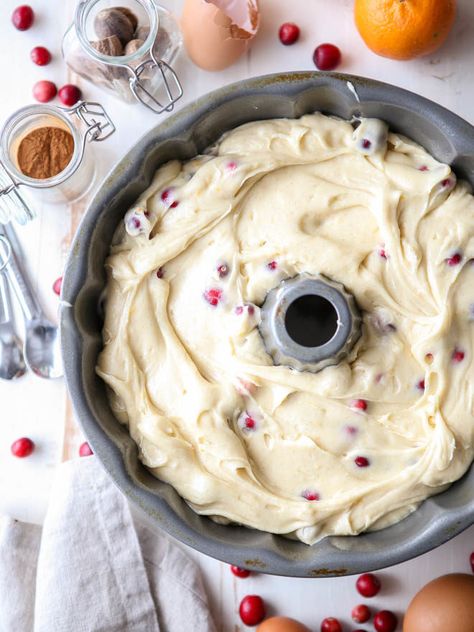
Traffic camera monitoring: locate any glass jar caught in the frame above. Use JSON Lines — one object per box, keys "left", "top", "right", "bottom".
{"left": 62, "top": 0, "right": 183, "bottom": 113}
{"left": 0, "top": 101, "right": 115, "bottom": 224}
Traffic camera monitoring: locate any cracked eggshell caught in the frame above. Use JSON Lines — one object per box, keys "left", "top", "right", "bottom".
{"left": 181, "top": 0, "right": 260, "bottom": 71}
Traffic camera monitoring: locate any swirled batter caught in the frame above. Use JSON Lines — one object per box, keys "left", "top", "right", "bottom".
{"left": 97, "top": 113, "right": 474, "bottom": 544}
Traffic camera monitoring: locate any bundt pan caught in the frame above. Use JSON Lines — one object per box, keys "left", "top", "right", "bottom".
{"left": 60, "top": 72, "right": 474, "bottom": 577}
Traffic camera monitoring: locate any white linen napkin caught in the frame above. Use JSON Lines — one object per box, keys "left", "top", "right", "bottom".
{"left": 0, "top": 457, "right": 217, "bottom": 632}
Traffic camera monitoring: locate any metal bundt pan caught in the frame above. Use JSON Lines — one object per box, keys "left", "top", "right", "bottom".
{"left": 60, "top": 72, "right": 474, "bottom": 577}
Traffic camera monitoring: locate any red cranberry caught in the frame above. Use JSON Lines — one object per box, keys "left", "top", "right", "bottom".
{"left": 351, "top": 399, "right": 368, "bottom": 412}
{"left": 352, "top": 604, "right": 371, "bottom": 623}
{"left": 58, "top": 84, "right": 82, "bottom": 107}
{"left": 11, "top": 437, "right": 35, "bottom": 458}
{"left": 244, "top": 416, "right": 255, "bottom": 429}
{"left": 470, "top": 551, "right": 474, "bottom": 573}
{"left": 378, "top": 247, "right": 387, "bottom": 259}
{"left": 156, "top": 267, "right": 164, "bottom": 279}
{"left": 217, "top": 263, "right": 229, "bottom": 278}
{"left": 226, "top": 160, "right": 238, "bottom": 171}
{"left": 239, "top": 595, "right": 266, "bottom": 626}
{"left": 356, "top": 573, "right": 381, "bottom": 598}
{"left": 33, "top": 80, "right": 57, "bottom": 103}
{"left": 204, "top": 287, "right": 222, "bottom": 307}
{"left": 373, "top": 610, "right": 397, "bottom": 632}
{"left": 161, "top": 188, "right": 179, "bottom": 208}
{"left": 12, "top": 5, "right": 34, "bottom": 30}
{"left": 446, "top": 252, "right": 462, "bottom": 266}
{"left": 355, "top": 456, "right": 370, "bottom": 468}
{"left": 419, "top": 165, "right": 429, "bottom": 171}
{"left": 30, "top": 46, "right": 51, "bottom": 66}
{"left": 267, "top": 260, "right": 278, "bottom": 270}
{"left": 79, "top": 441, "right": 93, "bottom": 457}
{"left": 321, "top": 617, "right": 342, "bottom": 632}
{"left": 302, "top": 490, "right": 320, "bottom": 501}
{"left": 52, "top": 276, "right": 62, "bottom": 296}
{"left": 441, "top": 178, "right": 452, "bottom": 188}
{"left": 416, "top": 378, "right": 425, "bottom": 391}
{"left": 452, "top": 349, "right": 465, "bottom": 363}
{"left": 230, "top": 565, "right": 250, "bottom": 578}
{"left": 346, "top": 425, "right": 358, "bottom": 436}
{"left": 313, "top": 43, "right": 341, "bottom": 70}
{"left": 279, "top": 22, "right": 300, "bottom": 45}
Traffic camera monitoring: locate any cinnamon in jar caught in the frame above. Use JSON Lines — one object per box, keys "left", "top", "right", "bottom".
{"left": 17, "top": 126, "right": 75, "bottom": 179}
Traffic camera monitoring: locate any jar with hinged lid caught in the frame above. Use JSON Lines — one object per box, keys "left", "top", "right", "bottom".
{"left": 62, "top": 0, "right": 183, "bottom": 114}
{"left": 0, "top": 101, "right": 115, "bottom": 224}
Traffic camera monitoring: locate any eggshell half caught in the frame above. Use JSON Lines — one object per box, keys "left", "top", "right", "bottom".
{"left": 181, "top": 0, "right": 255, "bottom": 71}
{"left": 257, "top": 616, "right": 311, "bottom": 632}
{"left": 403, "top": 573, "right": 474, "bottom": 632}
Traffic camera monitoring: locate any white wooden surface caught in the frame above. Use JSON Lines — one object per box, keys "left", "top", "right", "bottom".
{"left": 0, "top": 1, "right": 473, "bottom": 630}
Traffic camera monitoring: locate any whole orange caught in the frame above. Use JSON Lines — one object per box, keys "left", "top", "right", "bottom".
{"left": 354, "top": 0, "right": 457, "bottom": 60}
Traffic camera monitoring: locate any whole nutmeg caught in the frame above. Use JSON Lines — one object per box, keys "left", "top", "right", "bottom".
{"left": 135, "top": 26, "right": 150, "bottom": 41}
{"left": 115, "top": 7, "right": 138, "bottom": 31}
{"left": 90, "top": 34, "right": 124, "bottom": 57}
{"left": 124, "top": 39, "right": 144, "bottom": 55}
{"left": 94, "top": 8, "right": 134, "bottom": 45}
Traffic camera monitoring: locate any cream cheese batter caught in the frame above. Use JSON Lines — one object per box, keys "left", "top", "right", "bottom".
{"left": 97, "top": 113, "right": 474, "bottom": 544}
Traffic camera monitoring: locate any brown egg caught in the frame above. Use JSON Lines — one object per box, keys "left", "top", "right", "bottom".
{"left": 404, "top": 573, "right": 474, "bottom": 632}
{"left": 180, "top": 0, "right": 259, "bottom": 71}
{"left": 257, "top": 616, "right": 311, "bottom": 632}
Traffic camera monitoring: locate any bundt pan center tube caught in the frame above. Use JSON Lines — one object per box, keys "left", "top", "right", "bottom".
{"left": 60, "top": 72, "right": 474, "bottom": 577}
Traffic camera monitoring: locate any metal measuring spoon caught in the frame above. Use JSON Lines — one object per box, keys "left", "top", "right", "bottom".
{"left": 0, "top": 266, "right": 26, "bottom": 380}
{"left": 0, "top": 229, "right": 63, "bottom": 379}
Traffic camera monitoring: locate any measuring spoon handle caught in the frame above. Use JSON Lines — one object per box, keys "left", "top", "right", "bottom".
{"left": 1, "top": 236, "right": 42, "bottom": 322}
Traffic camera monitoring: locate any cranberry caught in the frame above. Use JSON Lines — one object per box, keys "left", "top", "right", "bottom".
{"left": 12, "top": 5, "right": 34, "bottom": 30}
{"left": 452, "top": 348, "right": 465, "bottom": 363}
{"left": 346, "top": 425, "right": 358, "bottom": 436}
{"left": 58, "top": 84, "right": 82, "bottom": 107}
{"left": 230, "top": 565, "right": 250, "bottom": 578}
{"left": 217, "top": 263, "right": 229, "bottom": 278}
{"left": 470, "top": 551, "right": 474, "bottom": 573}
{"left": 373, "top": 610, "right": 397, "bottom": 632}
{"left": 161, "top": 188, "right": 179, "bottom": 208}
{"left": 321, "top": 617, "right": 342, "bottom": 632}
{"left": 362, "top": 138, "right": 372, "bottom": 149}
{"left": 446, "top": 252, "right": 462, "bottom": 266}
{"left": 352, "top": 604, "right": 371, "bottom": 623}
{"left": 204, "top": 287, "right": 222, "bottom": 307}
{"left": 79, "top": 441, "right": 93, "bottom": 457}
{"left": 279, "top": 22, "right": 300, "bottom": 45}
{"left": 356, "top": 573, "right": 381, "bottom": 598}
{"left": 419, "top": 165, "right": 429, "bottom": 172}
{"left": 156, "top": 267, "right": 164, "bottom": 279}
{"left": 302, "top": 490, "right": 320, "bottom": 501}
{"left": 244, "top": 416, "right": 255, "bottom": 429}
{"left": 11, "top": 437, "right": 35, "bottom": 458}
{"left": 239, "top": 595, "right": 266, "bottom": 626}
{"left": 351, "top": 399, "right": 368, "bottom": 412}
{"left": 313, "top": 43, "right": 341, "bottom": 70}
{"left": 267, "top": 260, "right": 278, "bottom": 270}
{"left": 226, "top": 161, "right": 238, "bottom": 171}
{"left": 30, "top": 46, "right": 51, "bottom": 66}
{"left": 355, "top": 456, "right": 370, "bottom": 468}
{"left": 33, "top": 80, "right": 57, "bottom": 103}
{"left": 378, "top": 247, "right": 388, "bottom": 259}
{"left": 416, "top": 378, "right": 425, "bottom": 391}
{"left": 52, "top": 276, "right": 62, "bottom": 296}
{"left": 441, "top": 178, "right": 452, "bottom": 188}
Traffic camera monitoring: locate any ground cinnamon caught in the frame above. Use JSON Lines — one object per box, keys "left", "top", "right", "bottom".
{"left": 17, "top": 126, "right": 75, "bottom": 180}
